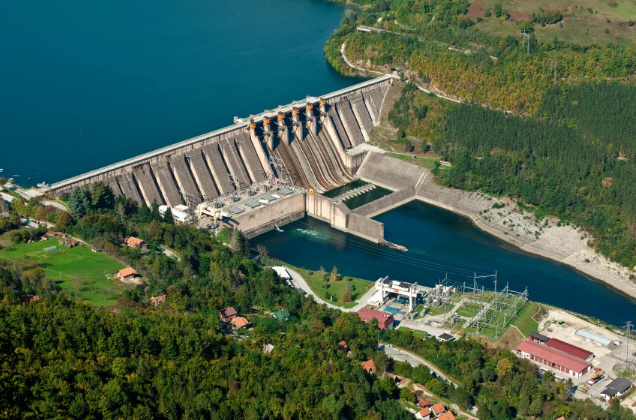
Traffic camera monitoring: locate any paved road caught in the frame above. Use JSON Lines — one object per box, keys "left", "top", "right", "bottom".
{"left": 283, "top": 266, "right": 377, "bottom": 312}
{"left": 383, "top": 345, "right": 458, "bottom": 387}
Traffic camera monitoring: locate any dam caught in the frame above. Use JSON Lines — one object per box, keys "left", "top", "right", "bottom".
{"left": 47, "top": 76, "right": 396, "bottom": 241}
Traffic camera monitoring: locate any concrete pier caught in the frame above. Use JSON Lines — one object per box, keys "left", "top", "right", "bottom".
{"left": 204, "top": 144, "right": 234, "bottom": 195}
{"left": 152, "top": 161, "right": 182, "bottom": 207}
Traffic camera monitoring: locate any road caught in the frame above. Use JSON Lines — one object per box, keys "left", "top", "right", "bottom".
{"left": 283, "top": 266, "right": 377, "bottom": 313}
{"left": 383, "top": 345, "right": 458, "bottom": 387}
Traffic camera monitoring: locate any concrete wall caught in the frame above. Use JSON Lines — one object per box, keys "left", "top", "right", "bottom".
{"left": 353, "top": 187, "right": 416, "bottom": 218}
{"left": 306, "top": 193, "right": 384, "bottom": 243}
{"left": 356, "top": 152, "right": 427, "bottom": 191}
{"left": 234, "top": 193, "right": 306, "bottom": 239}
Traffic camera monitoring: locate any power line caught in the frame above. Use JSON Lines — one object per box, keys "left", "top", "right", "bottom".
{"left": 285, "top": 219, "right": 495, "bottom": 278}
{"left": 287, "top": 219, "right": 495, "bottom": 276}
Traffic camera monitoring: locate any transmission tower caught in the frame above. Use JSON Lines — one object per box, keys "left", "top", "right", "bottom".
{"left": 522, "top": 31, "right": 530, "bottom": 54}
{"left": 625, "top": 321, "right": 633, "bottom": 372}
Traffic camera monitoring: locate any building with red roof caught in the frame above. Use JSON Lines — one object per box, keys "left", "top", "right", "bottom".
{"left": 438, "top": 412, "right": 455, "bottom": 420}
{"left": 416, "top": 407, "right": 431, "bottom": 420}
{"left": 219, "top": 307, "right": 238, "bottom": 321}
{"left": 231, "top": 316, "right": 249, "bottom": 329}
{"left": 515, "top": 340, "right": 592, "bottom": 377}
{"left": 357, "top": 307, "right": 394, "bottom": 330}
{"left": 546, "top": 338, "right": 594, "bottom": 361}
{"left": 431, "top": 403, "right": 446, "bottom": 416}
{"left": 361, "top": 359, "right": 377, "bottom": 374}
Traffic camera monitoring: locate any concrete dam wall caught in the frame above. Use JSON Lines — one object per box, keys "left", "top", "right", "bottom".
{"left": 47, "top": 76, "right": 394, "bottom": 208}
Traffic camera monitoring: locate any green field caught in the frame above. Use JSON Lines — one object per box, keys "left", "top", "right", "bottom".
{"left": 473, "top": 0, "right": 636, "bottom": 47}
{"left": 511, "top": 301, "right": 542, "bottom": 336}
{"left": 0, "top": 237, "right": 132, "bottom": 306}
{"left": 282, "top": 263, "right": 373, "bottom": 308}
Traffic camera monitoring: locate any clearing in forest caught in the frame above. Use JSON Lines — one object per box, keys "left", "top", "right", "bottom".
{"left": 0, "top": 237, "right": 132, "bottom": 306}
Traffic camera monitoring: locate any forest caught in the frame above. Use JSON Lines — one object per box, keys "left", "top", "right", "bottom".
{"left": 0, "top": 180, "right": 634, "bottom": 418}
{"left": 386, "top": 81, "right": 636, "bottom": 268}
{"left": 324, "top": 0, "right": 636, "bottom": 114}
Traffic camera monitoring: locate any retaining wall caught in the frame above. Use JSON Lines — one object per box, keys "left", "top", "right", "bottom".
{"left": 353, "top": 187, "right": 416, "bottom": 218}
{"left": 235, "top": 193, "right": 306, "bottom": 239}
{"left": 356, "top": 152, "right": 427, "bottom": 191}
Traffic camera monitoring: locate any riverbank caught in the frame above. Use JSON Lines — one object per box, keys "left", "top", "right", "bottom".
{"left": 413, "top": 179, "right": 636, "bottom": 302}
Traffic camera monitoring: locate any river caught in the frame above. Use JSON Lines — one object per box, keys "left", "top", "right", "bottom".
{"left": 0, "top": 0, "right": 359, "bottom": 185}
{"left": 255, "top": 200, "right": 636, "bottom": 325}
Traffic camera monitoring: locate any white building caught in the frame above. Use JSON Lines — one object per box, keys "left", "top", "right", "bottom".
{"left": 374, "top": 276, "right": 420, "bottom": 311}
{"left": 272, "top": 266, "right": 291, "bottom": 280}
{"left": 575, "top": 328, "right": 619, "bottom": 347}
{"left": 159, "top": 204, "right": 192, "bottom": 224}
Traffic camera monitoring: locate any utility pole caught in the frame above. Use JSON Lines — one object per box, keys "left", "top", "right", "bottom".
{"left": 522, "top": 31, "right": 530, "bottom": 54}
{"left": 626, "top": 321, "right": 632, "bottom": 371}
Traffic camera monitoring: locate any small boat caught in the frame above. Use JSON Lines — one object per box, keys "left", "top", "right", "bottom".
{"left": 0, "top": 169, "right": 3, "bottom": 173}
{"left": 37, "top": 182, "right": 48, "bottom": 188}
{"left": 8, "top": 178, "right": 15, "bottom": 183}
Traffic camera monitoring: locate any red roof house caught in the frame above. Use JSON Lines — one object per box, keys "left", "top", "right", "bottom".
{"left": 416, "top": 407, "right": 431, "bottom": 420}
{"left": 362, "top": 359, "right": 377, "bottom": 374}
{"left": 125, "top": 237, "right": 148, "bottom": 250}
{"left": 357, "top": 307, "right": 394, "bottom": 330}
{"left": 438, "top": 412, "right": 455, "bottom": 420}
{"left": 545, "top": 338, "right": 594, "bottom": 361}
{"left": 515, "top": 340, "right": 592, "bottom": 377}
{"left": 431, "top": 403, "right": 446, "bottom": 416}
{"left": 231, "top": 316, "right": 249, "bottom": 329}
{"left": 219, "top": 307, "right": 237, "bottom": 321}
{"left": 418, "top": 397, "right": 432, "bottom": 408}
{"left": 337, "top": 340, "right": 349, "bottom": 351}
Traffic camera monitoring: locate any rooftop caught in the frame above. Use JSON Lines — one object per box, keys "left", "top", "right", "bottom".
{"left": 601, "top": 378, "right": 633, "bottom": 396}
{"left": 545, "top": 338, "right": 594, "bottom": 360}
{"left": 117, "top": 267, "right": 137, "bottom": 277}
{"left": 515, "top": 340, "right": 592, "bottom": 373}
{"left": 530, "top": 331, "right": 549, "bottom": 342}
{"left": 362, "top": 359, "right": 376, "bottom": 373}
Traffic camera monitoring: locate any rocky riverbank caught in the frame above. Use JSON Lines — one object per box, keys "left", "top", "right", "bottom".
{"left": 415, "top": 179, "right": 636, "bottom": 301}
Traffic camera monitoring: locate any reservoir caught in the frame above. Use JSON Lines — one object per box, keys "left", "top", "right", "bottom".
{"left": 0, "top": 0, "right": 358, "bottom": 185}
{"left": 255, "top": 200, "right": 636, "bottom": 326}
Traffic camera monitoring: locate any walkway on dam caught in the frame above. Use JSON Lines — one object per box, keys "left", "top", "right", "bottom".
{"left": 333, "top": 184, "right": 376, "bottom": 202}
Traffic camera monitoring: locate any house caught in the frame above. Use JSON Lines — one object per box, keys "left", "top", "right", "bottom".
{"left": 417, "top": 397, "right": 432, "bottom": 408}
{"left": 150, "top": 294, "right": 166, "bottom": 307}
{"left": 126, "top": 237, "right": 148, "bottom": 250}
{"left": 362, "top": 359, "right": 376, "bottom": 374}
{"left": 115, "top": 267, "right": 141, "bottom": 285}
{"left": 357, "top": 307, "right": 394, "bottom": 330}
{"left": 600, "top": 378, "right": 633, "bottom": 400}
{"left": 231, "top": 316, "right": 249, "bottom": 329}
{"left": 529, "top": 331, "right": 549, "bottom": 344}
{"left": 337, "top": 341, "right": 349, "bottom": 352}
{"left": 23, "top": 295, "right": 40, "bottom": 304}
{"left": 60, "top": 238, "right": 80, "bottom": 248}
{"left": 545, "top": 338, "right": 594, "bottom": 361}
{"left": 274, "top": 309, "right": 290, "bottom": 321}
{"left": 437, "top": 333, "right": 455, "bottom": 342}
{"left": 219, "top": 307, "right": 237, "bottom": 321}
{"left": 514, "top": 340, "right": 592, "bottom": 378}
{"left": 431, "top": 403, "right": 446, "bottom": 416}
{"left": 438, "top": 412, "right": 455, "bottom": 420}
{"left": 416, "top": 407, "right": 431, "bottom": 420}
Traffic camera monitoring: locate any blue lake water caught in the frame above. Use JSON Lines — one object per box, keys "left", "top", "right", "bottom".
{"left": 0, "top": 0, "right": 360, "bottom": 185}
{"left": 2, "top": 0, "right": 634, "bottom": 324}
{"left": 255, "top": 201, "right": 636, "bottom": 325}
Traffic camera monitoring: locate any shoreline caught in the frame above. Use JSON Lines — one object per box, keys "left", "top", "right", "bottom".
{"left": 413, "top": 185, "right": 636, "bottom": 303}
